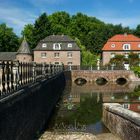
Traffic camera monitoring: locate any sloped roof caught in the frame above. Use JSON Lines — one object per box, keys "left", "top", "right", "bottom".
{"left": 102, "top": 34, "right": 140, "bottom": 51}
{"left": 17, "top": 37, "right": 32, "bottom": 54}
{"left": 41, "top": 35, "right": 75, "bottom": 42}
{"left": 0, "top": 52, "right": 17, "bottom": 60}
{"left": 108, "top": 34, "right": 140, "bottom": 42}
{"left": 34, "top": 35, "right": 80, "bottom": 51}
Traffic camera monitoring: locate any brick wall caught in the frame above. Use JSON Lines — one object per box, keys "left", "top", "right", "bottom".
{"left": 34, "top": 51, "right": 81, "bottom": 65}
{"left": 16, "top": 54, "right": 33, "bottom": 62}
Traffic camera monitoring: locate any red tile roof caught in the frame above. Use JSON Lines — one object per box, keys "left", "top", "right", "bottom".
{"left": 102, "top": 34, "right": 140, "bottom": 51}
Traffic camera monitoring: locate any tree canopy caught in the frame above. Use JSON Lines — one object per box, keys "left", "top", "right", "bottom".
{"left": 0, "top": 23, "right": 19, "bottom": 51}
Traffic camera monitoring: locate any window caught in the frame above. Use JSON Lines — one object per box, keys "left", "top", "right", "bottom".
{"left": 67, "top": 62, "right": 72, "bottom": 65}
{"left": 111, "top": 53, "right": 115, "bottom": 58}
{"left": 53, "top": 43, "right": 61, "bottom": 50}
{"left": 123, "top": 44, "right": 131, "bottom": 50}
{"left": 42, "top": 43, "right": 47, "bottom": 48}
{"left": 41, "top": 52, "right": 47, "bottom": 58}
{"left": 54, "top": 62, "right": 59, "bottom": 65}
{"left": 138, "top": 53, "right": 140, "bottom": 58}
{"left": 138, "top": 44, "right": 140, "bottom": 48}
{"left": 67, "top": 52, "right": 72, "bottom": 58}
{"left": 68, "top": 43, "right": 72, "bottom": 48}
{"left": 123, "top": 104, "right": 130, "bottom": 109}
{"left": 111, "top": 44, "right": 115, "bottom": 48}
{"left": 124, "top": 53, "right": 129, "bottom": 58}
{"left": 54, "top": 52, "right": 60, "bottom": 58}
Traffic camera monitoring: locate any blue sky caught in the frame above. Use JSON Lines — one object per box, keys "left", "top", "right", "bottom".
{"left": 0, "top": 0, "right": 140, "bottom": 36}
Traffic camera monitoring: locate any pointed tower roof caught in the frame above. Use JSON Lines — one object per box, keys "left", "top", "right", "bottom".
{"left": 17, "top": 36, "right": 32, "bottom": 54}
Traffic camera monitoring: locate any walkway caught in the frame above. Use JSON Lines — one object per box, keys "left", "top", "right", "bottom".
{"left": 38, "top": 132, "right": 121, "bottom": 140}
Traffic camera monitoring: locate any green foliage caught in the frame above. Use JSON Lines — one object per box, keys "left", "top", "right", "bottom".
{"left": 21, "top": 11, "right": 133, "bottom": 54}
{"left": 21, "top": 24, "right": 34, "bottom": 48}
{"left": 110, "top": 53, "right": 140, "bottom": 67}
{"left": 75, "top": 38, "right": 98, "bottom": 66}
{"left": 0, "top": 23, "right": 19, "bottom": 51}
{"left": 32, "top": 13, "right": 51, "bottom": 48}
{"left": 131, "top": 66, "right": 140, "bottom": 77}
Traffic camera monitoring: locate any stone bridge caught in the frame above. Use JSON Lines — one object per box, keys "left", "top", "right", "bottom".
{"left": 71, "top": 70, "right": 140, "bottom": 83}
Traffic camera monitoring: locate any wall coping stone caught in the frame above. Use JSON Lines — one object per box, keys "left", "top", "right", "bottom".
{"left": 103, "top": 103, "right": 140, "bottom": 126}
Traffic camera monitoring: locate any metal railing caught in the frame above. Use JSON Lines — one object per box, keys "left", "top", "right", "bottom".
{"left": 64, "top": 65, "right": 126, "bottom": 71}
{"left": 0, "top": 61, "right": 64, "bottom": 98}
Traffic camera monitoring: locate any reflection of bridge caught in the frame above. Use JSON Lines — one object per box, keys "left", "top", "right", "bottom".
{"left": 65, "top": 82, "right": 140, "bottom": 103}
{"left": 71, "top": 70, "right": 140, "bottom": 83}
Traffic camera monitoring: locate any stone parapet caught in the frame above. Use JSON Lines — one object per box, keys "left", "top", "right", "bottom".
{"left": 103, "top": 103, "right": 140, "bottom": 140}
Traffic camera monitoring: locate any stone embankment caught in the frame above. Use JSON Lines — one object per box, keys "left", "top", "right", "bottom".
{"left": 103, "top": 103, "right": 140, "bottom": 140}
{"left": 38, "top": 132, "right": 121, "bottom": 140}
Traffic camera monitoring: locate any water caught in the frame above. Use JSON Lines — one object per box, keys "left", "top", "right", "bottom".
{"left": 47, "top": 81, "right": 140, "bottom": 134}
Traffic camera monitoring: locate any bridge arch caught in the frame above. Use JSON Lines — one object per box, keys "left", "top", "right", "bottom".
{"left": 116, "top": 77, "right": 128, "bottom": 85}
{"left": 74, "top": 77, "right": 87, "bottom": 86}
{"left": 95, "top": 77, "right": 108, "bottom": 85}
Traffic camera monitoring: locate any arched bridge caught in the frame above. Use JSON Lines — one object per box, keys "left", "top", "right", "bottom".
{"left": 71, "top": 70, "right": 140, "bottom": 83}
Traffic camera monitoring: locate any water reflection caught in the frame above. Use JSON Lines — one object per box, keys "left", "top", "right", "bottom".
{"left": 48, "top": 81, "right": 140, "bottom": 134}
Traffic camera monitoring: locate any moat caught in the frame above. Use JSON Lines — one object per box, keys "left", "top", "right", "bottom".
{"left": 44, "top": 81, "right": 140, "bottom": 136}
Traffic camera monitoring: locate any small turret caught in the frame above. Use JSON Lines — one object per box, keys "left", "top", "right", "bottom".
{"left": 16, "top": 36, "right": 32, "bottom": 62}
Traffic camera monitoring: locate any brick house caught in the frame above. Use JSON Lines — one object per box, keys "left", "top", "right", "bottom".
{"left": 102, "top": 34, "right": 140, "bottom": 67}
{"left": 33, "top": 35, "right": 81, "bottom": 66}
{"left": 0, "top": 37, "right": 32, "bottom": 62}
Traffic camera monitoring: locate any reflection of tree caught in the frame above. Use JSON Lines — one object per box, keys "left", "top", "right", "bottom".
{"left": 62, "top": 94, "right": 102, "bottom": 125}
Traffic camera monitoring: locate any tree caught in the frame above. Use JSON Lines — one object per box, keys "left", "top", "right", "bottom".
{"left": 21, "top": 24, "right": 34, "bottom": 48}
{"left": 49, "top": 11, "right": 70, "bottom": 34}
{"left": 134, "top": 24, "right": 140, "bottom": 37}
{"left": 0, "top": 23, "right": 19, "bottom": 51}
{"left": 32, "top": 13, "right": 51, "bottom": 48}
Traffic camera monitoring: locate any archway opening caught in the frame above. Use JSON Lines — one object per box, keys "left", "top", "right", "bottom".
{"left": 74, "top": 78, "right": 87, "bottom": 86}
{"left": 96, "top": 78, "right": 108, "bottom": 85}
{"left": 116, "top": 78, "right": 127, "bottom": 85}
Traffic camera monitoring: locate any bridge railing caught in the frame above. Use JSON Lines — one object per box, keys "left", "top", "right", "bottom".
{"left": 64, "top": 65, "right": 126, "bottom": 71}
{"left": 0, "top": 61, "right": 64, "bottom": 98}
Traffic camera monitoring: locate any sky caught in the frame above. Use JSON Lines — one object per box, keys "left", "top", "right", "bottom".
{"left": 0, "top": 0, "right": 140, "bottom": 36}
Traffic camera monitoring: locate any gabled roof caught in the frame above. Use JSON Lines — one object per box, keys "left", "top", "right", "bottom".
{"left": 0, "top": 52, "right": 17, "bottom": 60}
{"left": 41, "top": 35, "right": 75, "bottom": 42}
{"left": 17, "top": 37, "right": 32, "bottom": 54}
{"left": 102, "top": 34, "right": 140, "bottom": 51}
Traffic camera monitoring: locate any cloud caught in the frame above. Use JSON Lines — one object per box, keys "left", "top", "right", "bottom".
{"left": 0, "top": 6, "right": 36, "bottom": 36}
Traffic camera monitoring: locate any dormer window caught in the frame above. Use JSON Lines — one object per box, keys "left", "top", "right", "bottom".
{"left": 111, "top": 44, "right": 115, "bottom": 48}
{"left": 53, "top": 43, "right": 61, "bottom": 50}
{"left": 68, "top": 43, "right": 72, "bottom": 48}
{"left": 123, "top": 44, "right": 131, "bottom": 50}
{"left": 42, "top": 43, "right": 47, "bottom": 48}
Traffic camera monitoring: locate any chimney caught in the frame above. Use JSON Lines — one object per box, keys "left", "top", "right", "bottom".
{"left": 124, "top": 33, "right": 127, "bottom": 36}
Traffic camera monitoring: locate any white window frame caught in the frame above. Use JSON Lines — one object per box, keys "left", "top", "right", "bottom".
{"left": 111, "top": 44, "right": 115, "bottom": 48}
{"left": 123, "top": 44, "right": 131, "bottom": 50}
{"left": 53, "top": 43, "right": 61, "bottom": 50}
{"left": 138, "top": 44, "right": 140, "bottom": 48}
{"left": 111, "top": 53, "right": 115, "bottom": 58}
{"left": 67, "top": 52, "right": 72, "bottom": 58}
{"left": 42, "top": 43, "right": 47, "bottom": 48}
{"left": 41, "top": 52, "right": 47, "bottom": 58}
{"left": 54, "top": 52, "right": 60, "bottom": 58}
{"left": 68, "top": 43, "right": 72, "bottom": 48}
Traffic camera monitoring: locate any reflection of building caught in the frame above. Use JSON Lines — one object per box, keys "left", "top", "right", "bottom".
{"left": 102, "top": 33, "right": 140, "bottom": 66}
{"left": 0, "top": 37, "right": 32, "bottom": 62}
{"left": 123, "top": 103, "right": 140, "bottom": 113}
{"left": 34, "top": 35, "right": 81, "bottom": 66}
